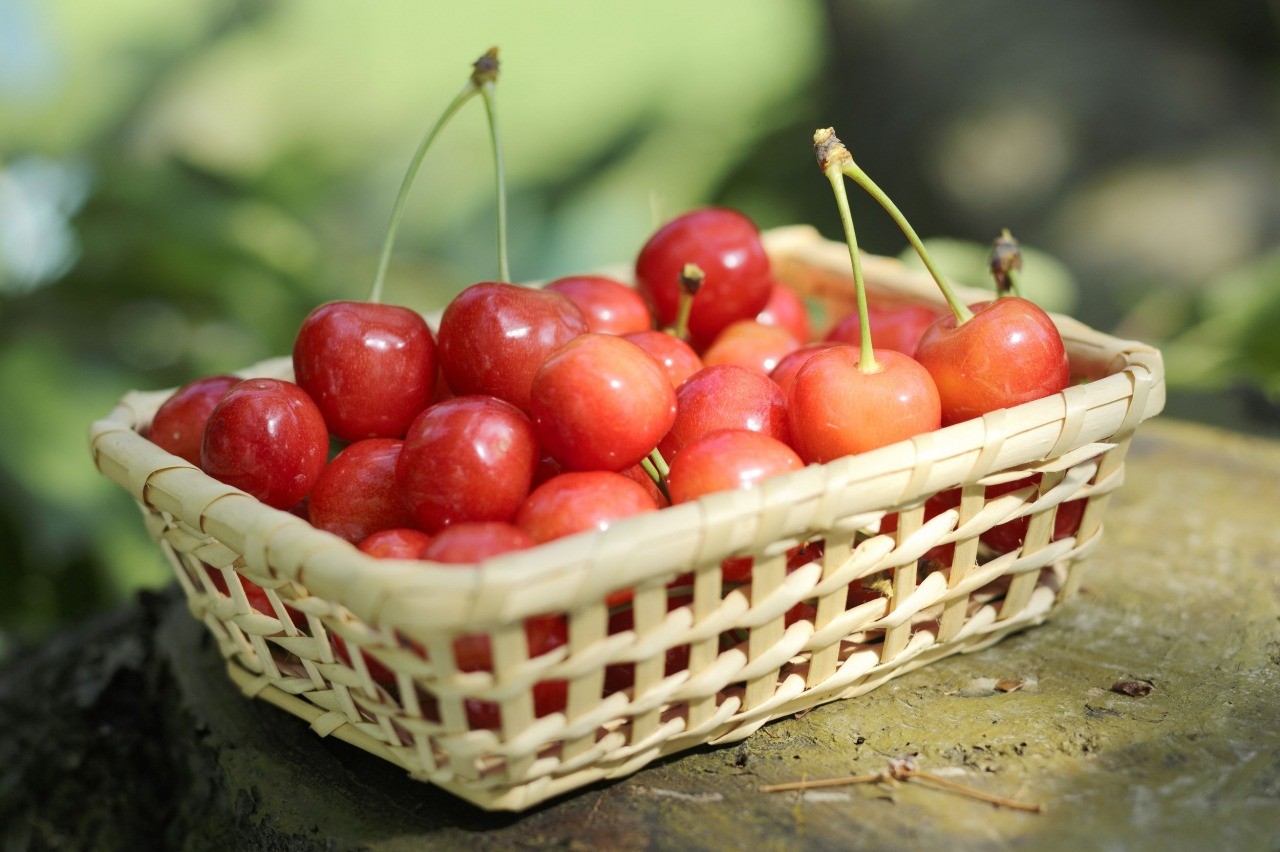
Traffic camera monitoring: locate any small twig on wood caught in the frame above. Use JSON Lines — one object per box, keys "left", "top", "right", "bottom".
{"left": 759, "top": 760, "right": 1043, "bottom": 813}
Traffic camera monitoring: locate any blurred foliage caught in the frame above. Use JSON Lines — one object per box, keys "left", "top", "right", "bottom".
{"left": 0, "top": 0, "right": 1277, "bottom": 649}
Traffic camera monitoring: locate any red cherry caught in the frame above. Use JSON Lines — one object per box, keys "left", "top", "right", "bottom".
{"left": 436, "top": 282, "right": 588, "bottom": 412}
{"left": 358, "top": 528, "right": 433, "bottom": 559}
{"left": 622, "top": 329, "right": 703, "bottom": 390}
{"left": 309, "top": 439, "right": 416, "bottom": 544}
{"left": 529, "top": 334, "right": 676, "bottom": 472}
{"left": 702, "top": 320, "right": 801, "bottom": 376}
{"left": 203, "top": 564, "right": 304, "bottom": 630}
{"left": 545, "top": 275, "right": 652, "bottom": 335}
{"left": 980, "top": 475, "right": 1086, "bottom": 553}
{"left": 396, "top": 396, "right": 539, "bottom": 532}
{"left": 824, "top": 301, "right": 944, "bottom": 357}
{"left": 787, "top": 348, "right": 941, "bottom": 463}
{"left": 454, "top": 613, "right": 569, "bottom": 727}
{"left": 603, "top": 595, "right": 692, "bottom": 695}
{"left": 722, "top": 540, "right": 825, "bottom": 585}
{"left": 292, "top": 301, "right": 437, "bottom": 441}
{"left": 769, "top": 342, "right": 845, "bottom": 397}
{"left": 913, "top": 298, "right": 1070, "bottom": 426}
{"left": 657, "top": 364, "right": 790, "bottom": 462}
{"left": 148, "top": 374, "right": 240, "bottom": 465}
{"left": 200, "top": 378, "right": 329, "bottom": 509}
{"left": 516, "top": 471, "right": 659, "bottom": 543}
{"left": 532, "top": 452, "right": 564, "bottom": 489}
{"left": 635, "top": 208, "right": 773, "bottom": 347}
{"left": 667, "top": 429, "right": 803, "bottom": 505}
{"left": 756, "top": 282, "right": 812, "bottom": 343}
{"left": 420, "top": 522, "right": 535, "bottom": 563}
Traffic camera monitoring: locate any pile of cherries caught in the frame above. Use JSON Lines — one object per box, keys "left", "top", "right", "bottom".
{"left": 143, "top": 54, "right": 1079, "bottom": 729}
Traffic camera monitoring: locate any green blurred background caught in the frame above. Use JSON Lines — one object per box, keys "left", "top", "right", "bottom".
{"left": 1, "top": 0, "right": 1277, "bottom": 655}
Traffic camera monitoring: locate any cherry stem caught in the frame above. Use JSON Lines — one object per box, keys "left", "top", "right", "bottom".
{"left": 669, "top": 263, "right": 704, "bottom": 341}
{"left": 648, "top": 447, "right": 670, "bottom": 478}
{"left": 990, "top": 228, "right": 1023, "bottom": 299}
{"left": 816, "top": 131, "right": 878, "bottom": 374}
{"left": 478, "top": 75, "right": 510, "bottom": 283}
{"left": 835, "top": 152, "right": 973, "bottom": 325}
{"left": 640, "top": 455, "right": 671, "bottom": 503}
{"left": 370, "top": 74, "right": 485, "bottom": 305}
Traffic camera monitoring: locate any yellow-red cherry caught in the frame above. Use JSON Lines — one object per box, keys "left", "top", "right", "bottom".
{"left": 787, "top": 347, "right": 941, "bottom": 463}
{"left": 913, "top": 298, "right": 1069, "bottom": 426}
{"left": 529, "top": 334, "right": 676, "bottom": 472}
{"left": 657, "top": 364, "right": 790, "bottom": 462}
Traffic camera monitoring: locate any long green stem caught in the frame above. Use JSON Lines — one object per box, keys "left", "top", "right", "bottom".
{"left": 822, "top": 162, "right": 878, "bottom": 374}
{"left": 479, "top": 80, "right": 510, "bottom": 283}
{"left": 370, "top": 81, "right": 479, "bottom": 304}
{"left": 839, "top": 160, "right": 973, "bottom": 324}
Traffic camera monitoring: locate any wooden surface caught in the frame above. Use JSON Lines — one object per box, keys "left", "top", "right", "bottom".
{"left": 4, "top": 418, "right": 1279, "bottom": 850}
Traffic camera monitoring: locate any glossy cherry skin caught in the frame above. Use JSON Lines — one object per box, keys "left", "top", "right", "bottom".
{"left": 622, "top": 329, "right": 703, "bottom": 390}
{"left": 756, "top": 282, "right": 812, "bottom": 343}
{"left": 292, "top": 300, "right": 437, "bottom": 441}
{"left": 913, "top": 298, "right": 1070, "bottom": 426}
{"left": 396, "top": 396, "right": 540, "bottom": 532}
{"left": 769, "top": 342, "right": 845, "bottom": 397}
{"left": 148, "top": 374, "right": 240, "bottom": 465}
{"left": 787, "top": 348, "right": 941, "bottom": 463}
{"left": 667, "top": 429, "right": 803, "bottom": 505}
{"left": 824, "top": 301, "right": 945, "bottom": 357}
{"left": 436, "top": 282, "right": 588, "bottom": 412}
{"left": 515, "top": 471, "right": 659, "bottom": 543}
{"left": 545, "top": 275, "right": 652, "bottom": 335}
{"left": 358, "top": 528, "right": 433, "bottom": 559}
{"left": 657, "top": 364, "right": 790, "bottom": 462}
{"left": 702, "top": 319, "right": 801, "bottom": 376}
{"left": 200, "top": 378, "right": 329, "bottom": 509}
{"left": 635, "top": 208, "right": 773, "bottom": 347}
{"left": 420, "top": 522, "right": 536, "bottom": 563}
{"left": 309, "top": 439, "right": 416, "bottom": 544}
{"left": 529, "top": 334, "right": 677, "bottom": 472}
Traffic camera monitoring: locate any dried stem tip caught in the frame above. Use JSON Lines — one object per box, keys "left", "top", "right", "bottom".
{"left": 679, "top": 263, "right": 705, "bottom": 296}
{"left": 990, "top": 228, "right": 1023, "bottom": 296}
{"left": 472, "top": 47, "right": 500, "bottom": 86}
{"left": 814, "top": 127, "right": 853, "bottom": 172}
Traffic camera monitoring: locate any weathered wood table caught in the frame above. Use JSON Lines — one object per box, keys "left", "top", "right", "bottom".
{"left": 3, "top": 419, "right": 1279, "bottom": 849}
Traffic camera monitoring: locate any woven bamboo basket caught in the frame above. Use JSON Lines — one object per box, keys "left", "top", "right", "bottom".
{"left": 88, "top": 225, "right": 1165, "bottom": 811}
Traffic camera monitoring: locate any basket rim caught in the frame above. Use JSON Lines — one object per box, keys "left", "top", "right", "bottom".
{"left": 88, "top": 225, "right": 1165, "bottom": 636}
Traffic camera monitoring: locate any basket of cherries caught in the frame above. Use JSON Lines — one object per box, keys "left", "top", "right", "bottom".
{"left": 89, "top": 50, "right": 1164, "bottom": 811}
